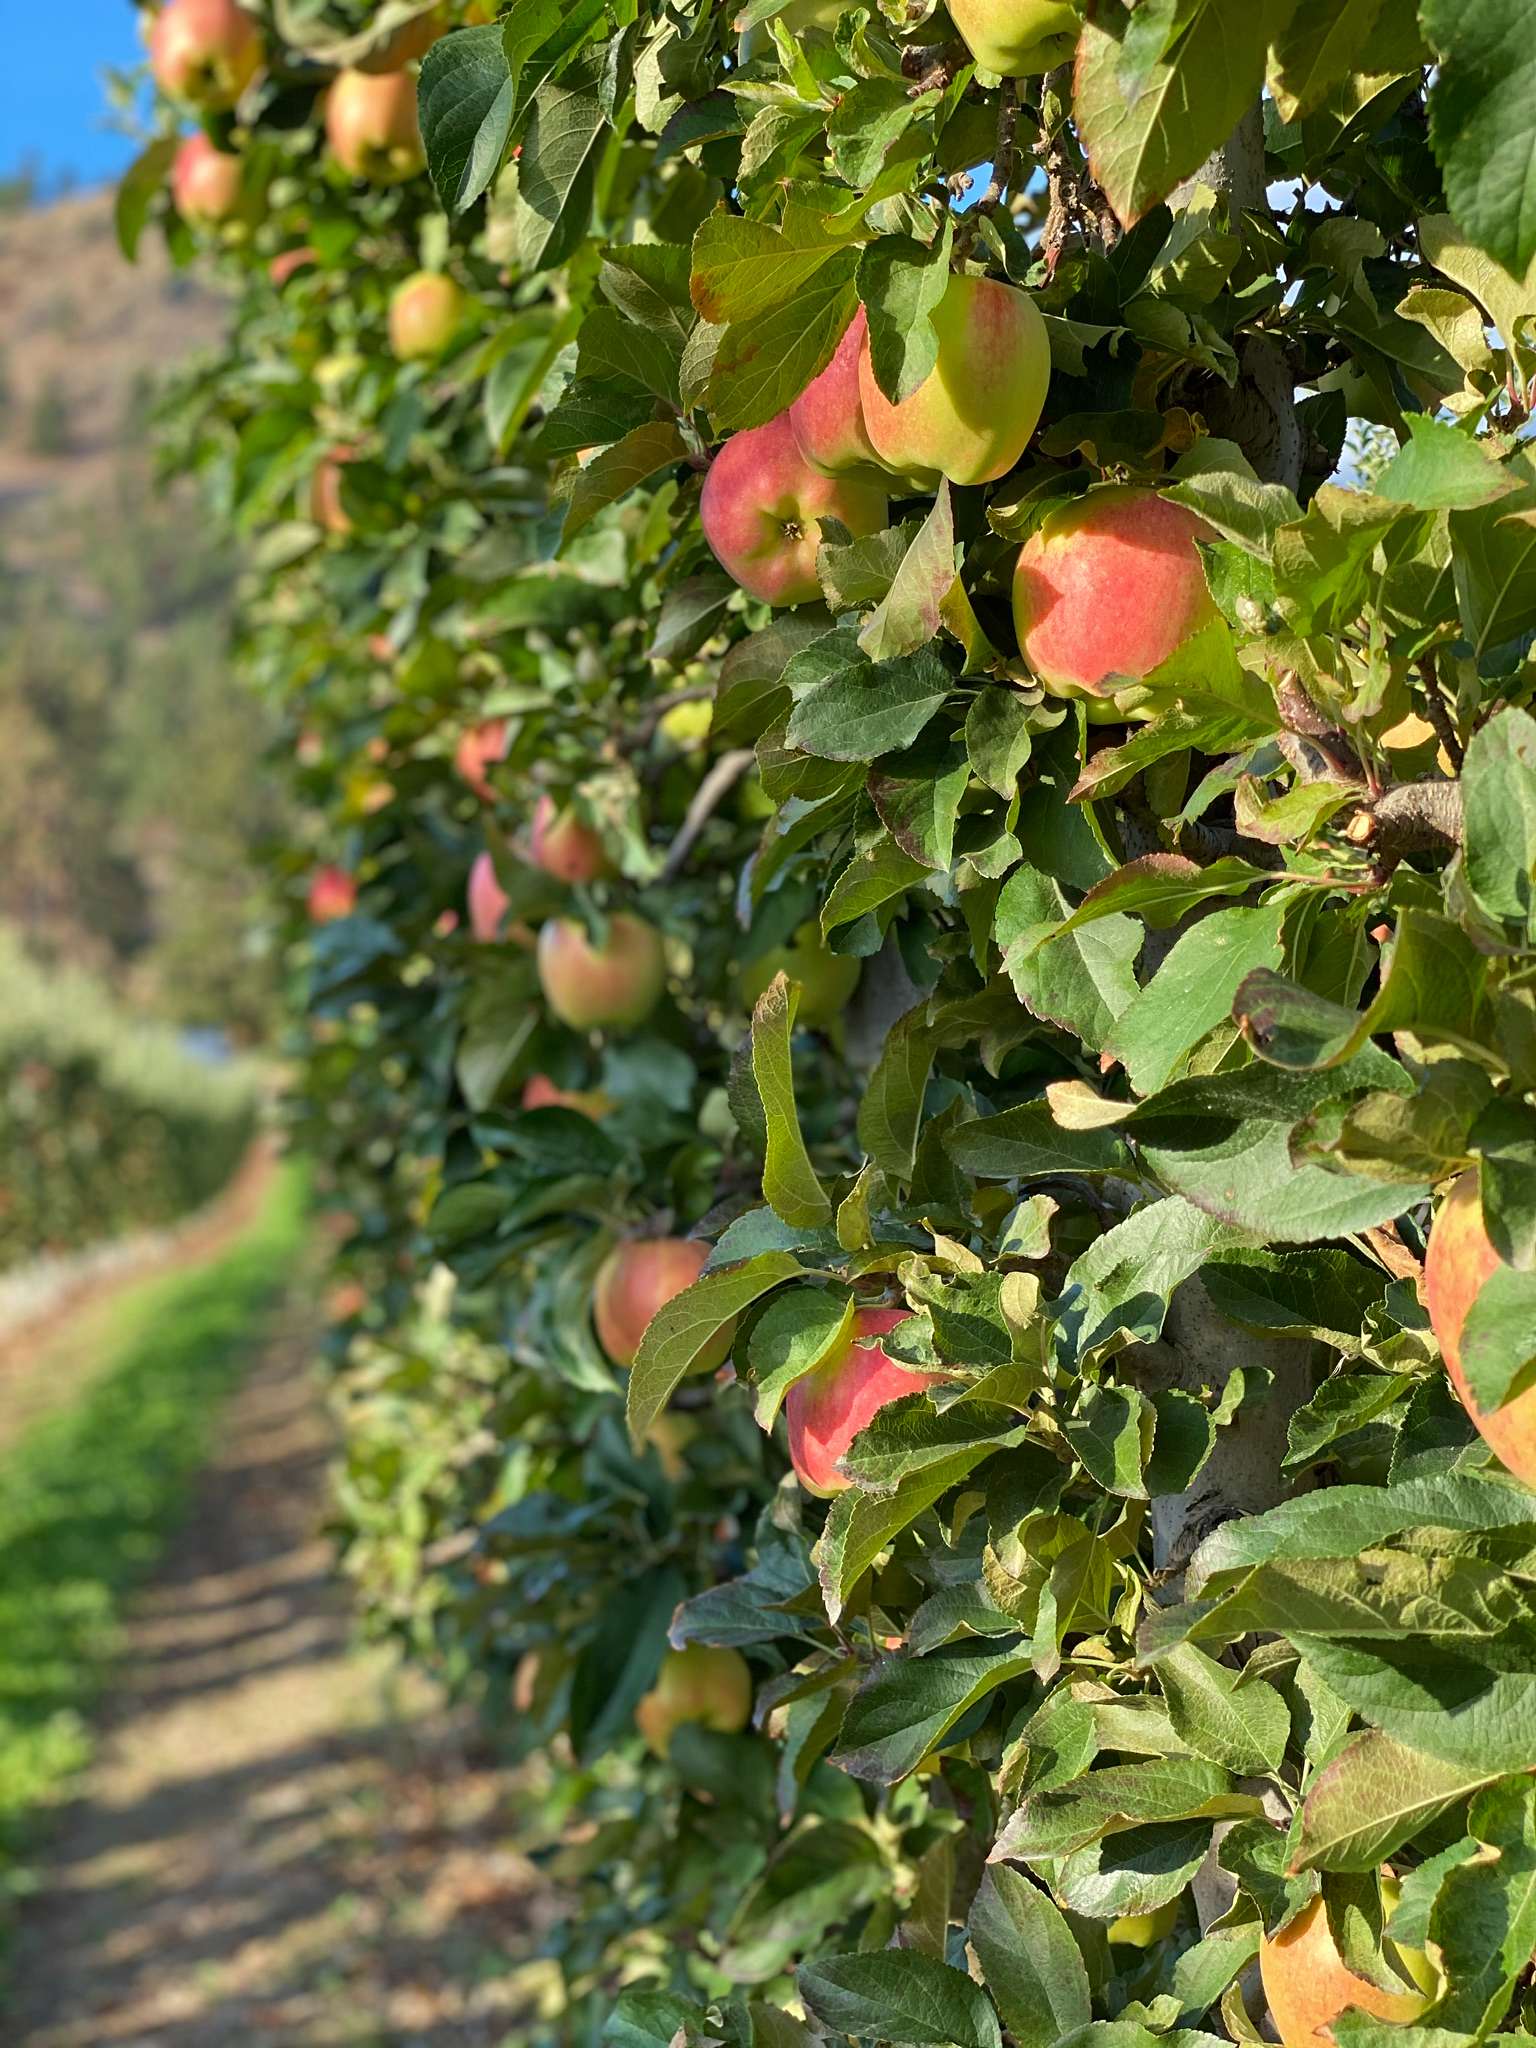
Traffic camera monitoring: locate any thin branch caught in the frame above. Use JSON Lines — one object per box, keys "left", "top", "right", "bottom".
{"left": 976, "top": 80, "right": 1021, "bottom": 216}
{"left": 1420, "top": 649, "right": 1466, "bottom": 771}
{"left": 658, "top": 749, "right": 754, "bottom": 882}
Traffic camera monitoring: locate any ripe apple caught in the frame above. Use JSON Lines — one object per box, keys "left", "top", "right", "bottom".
{"left": 467, "top": 850, "right": 516, "bottom": 943}
{"left": 1012, "top": 486, "right": 1230, "bottom": 706}
{"left": 593, "top": 1236, "right": 732, "bottom": 1369}
{"left": 1424, "top": 1170, "right": 1536, "bottom": 1488}
{"left": 945, "top": 0, "right": 1082, "bottom": 76}
{"left": 529, "top": 794, "right": 612, "bottom": 885}
{"left": 537, "top": 913, "right": 666, "bottom": 1030}
{"left": 857, "top": 272, "right": 1049, "bottom": 488}
{"left": 270, "top": 244, "right": 318, "bottom": 287}
{"left": 149, "top": 0, "right": 263, "bottom": 109}
{"left": 789, "top": 308, "right": 892, "bottom": 486}
{"left": 521, "top": 1074, "right": 614, "bottom": 1119}
{"left": 784, "top": 1307, "right": 946, "bottom": 1496}
{"left": 455, "top": 719, "right": 509, "bottom": 801}
{"left": 171, "top": 133, "right": 243, "bottom": 226}
{"left": 738, "top": 923, "right": 860, "bottom": 1028}
{"left": 311, "top": 446, "right": 357, "bottom": 535}
{"left": 326, "top": 69, "right": 424, "bottom": 184}
{"left": 307, "top": 864, "right": 357, "bottom": 923}
{"left": 1260, "top": 1897, "right": 1429, "bottom": 2048}
{"left": 700, "top": 410, "right": 887, "bottom": 607}
{"left": 388, "top": 271, "right": 466, "bottom": 361}
{"left": 634, "top": 1645, "right": 753, "bottom": 1758}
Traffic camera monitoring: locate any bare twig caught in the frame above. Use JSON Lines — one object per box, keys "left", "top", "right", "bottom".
{"left": 1419, "top": 649, "right": 1466, "bottom": 771}
{"left": 900, "top": 41, "right": 967, "bottom": 94}
{"left": 658, "top": 749, "right": 754, "bottom": 882}
{"left": 976, "top": 80, "right": 1020, "bottom": 216}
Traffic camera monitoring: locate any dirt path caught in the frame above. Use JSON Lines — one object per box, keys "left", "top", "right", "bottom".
{"left": 5, "top": 1282, "right": 553, "bottom": 2047}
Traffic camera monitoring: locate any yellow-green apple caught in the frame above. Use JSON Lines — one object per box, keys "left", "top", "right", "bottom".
{"left": 700, "top": 411, "right": 887, "bottom": 607}
{"left": 455, "top": 719, "right": 508, "bottom": 801}
{"left": 388, "top": 271, "right": 466, "bottom": 361}
{"left": 537, "top": 913, "right": 666, "bottom": 1030}
{"left": 521, "top": 1074, "right": 614, "bottom": 1119}
{"left": 593, "top": 1237, "right": 732, "bottom": 1368}
{"left": 1260, "top": 1898, "right": 1429, "bottom": 2048}
{"left": 659, "top": 698, "right": 713, "bottom": 750}
{"left": 150, "top": 0, "right": 263, "bottom": 108}
{"left": 785, "top": 1307, "right": 946, "bottom": 1495}
{"left": 789, "top": 308, "right": 891, "bottom": 486}
{"left": 326, "top": 68, "right": 424, "bottom": 183}
{"left": 1108, "top": 1900, "right": 1179, "bottom": 1947}
{"left": 738, "top": 924, "right": 860, "bottom": 1028}
{"left": 529, "top": 794, "right": 612, "bottom": 885}
{"left": 634, "top": 1645, "right": 753, "bottom": 1757}
{"left": 1012, "top": 487, "right": 1229, "bottom": 706}
{"left": 857, "top": 273, "right": 1049, "bottom": 487}
{"left": 1425, "top": 1169, "right": 1536, "bottom": 1489}
{"left": 307, "top": 864, "right": 357, "bottom": 923}
{"left": 945, "top": 0, "right": 1082, "bottom": 75}
{"left": 171, "top": 133, "right": 243, "bottom": 226}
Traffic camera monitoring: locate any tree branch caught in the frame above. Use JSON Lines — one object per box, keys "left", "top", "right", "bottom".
{"left": 1343, "top": 778, "right": 1464, "bottom": 855}
{"left": 658, "top": 749, "right": 754, "bottom": 882}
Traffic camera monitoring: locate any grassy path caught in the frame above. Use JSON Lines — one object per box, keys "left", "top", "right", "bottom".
{"left": 1, "top": 1163, "right": 552, "bottom": 2045}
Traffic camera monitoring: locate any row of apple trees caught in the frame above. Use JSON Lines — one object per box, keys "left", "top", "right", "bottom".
{"left": 132, "top": 0, "right": 1536, "bottom": 2043}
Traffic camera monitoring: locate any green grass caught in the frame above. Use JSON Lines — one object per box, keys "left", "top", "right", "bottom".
{"left": 0, "top": 1159, "right": 308, "bottom": 1922}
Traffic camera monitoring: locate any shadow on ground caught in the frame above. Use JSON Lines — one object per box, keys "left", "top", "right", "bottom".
{"left": 5, "top": 1295, "right": 553, "bottom": 2047}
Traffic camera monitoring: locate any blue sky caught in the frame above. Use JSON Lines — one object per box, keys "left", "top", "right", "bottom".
{"left": 4, "top": 1, "right": 146, "bottom": 192}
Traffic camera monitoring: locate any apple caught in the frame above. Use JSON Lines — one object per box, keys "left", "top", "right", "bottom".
{"left": 467, "top": 850, "right": 515, "bottom": 942}
{"left": 738, "top": 923, "right": 860, "bottom": 1028}
{"left": 659, "top": 698, "right": 713, "bottom": 750}
{"left": 634, "top": 1645, "right": 753, "bottom": 1758}
{"left": 537, "top": 913, "right": 666, "bottom": 1030}
{"left": 149, "top": 0, "right": 263, "bottom": 109}
{"left": 945, "top": 0, "right": 1082, "bottom": 76}
{"left": 307, "top": 864, "right": 357, "bottom": 923}
{"left": 270, "top": 244, "right": 318, "bottom": 287}
{"left": 357, "top": 4, "right": 446, "bottom": 71}
{"left": 171, "top": 133, "right": 243, "bottom": 226}
{"left": 1260, "top": 1897, "right": 1429, "bottom": 2048}
{"left": 311, "top": 446, "right": 357, "bottom": 535}
{"left": 455, "top": 719, "right": 509, "bottom": 801}
{"left": 700, "top": 410, "right": 887, "bottom": 607}
{"left": 529, "top": 794, "right": 612, "bottom": 885}
{"left": 789, "top": 308, "right": 891, "bottom": 486}
{"left": 521, "top": 1074, "right": 614, "bottom": 1119}
{"left": 1108, "top": 1900, "right": 1179, "bottom": 1947}
{"left": 1424, "top": 1169, "right": 1536, "bottom": 1489}
{"left": 857, "top": 272, "right": 1049, "bottom": 488}
{"left": 784, "top": 1307, "right": 946, "bottom": 1496}
{"left": 388, "top": 271, "right": 466, "bottom": 361}
{"left": 593, "top": 1236, "right": 732, "bottom": 1369}
{"left": 326, "top": 69, "right": 424, "bottom": 184}
{"left": 1012, "top": 487, "right": 1230, "bottom": 706}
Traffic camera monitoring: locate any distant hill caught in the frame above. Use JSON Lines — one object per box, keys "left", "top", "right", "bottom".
{"left": 0, "top": 190, "right": 279, "bottom": 1041}
{"left": 0, "top": 189, "right": 223, "bottom": 536}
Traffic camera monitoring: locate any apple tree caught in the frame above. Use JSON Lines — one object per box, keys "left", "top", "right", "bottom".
{"left": 130, "top": 0, "right": 1536, "bottom": 2042}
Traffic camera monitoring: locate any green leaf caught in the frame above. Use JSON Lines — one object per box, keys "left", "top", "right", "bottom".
{"left": 945, "top": 1102, "right": 1135, "bottom": 1182}
{"left": 708, "top": 253, "right": 860, "bottom": 430}
{"left": 993, "top": 1758, "right": 1254, "bottom": 1862}
{"left": 568, "top": 1564, "right": 685, "bottom": 1758}
{"left": 722, "top": 1824, "right": 891, "bottom": 1983}
{"left": 1059, "top": 1198, "right": 1257, "bottom": 1365}
{"left": 1448, "top": 479, "right": 1536, "bottom": 657}
{"left": 832, "top": 1637, "right": 1033, "bottom": 1783}
{"left": 1424, "top": 0, "right": 1536, "bottom": 281}
{"left": 1462, "top": 707, "right": 1536, "bottom": 935}
{"left": 691, "top": 210, "right": 848, "bottom": 325}
{"left": 1375, "top": 414, "right": 1517, "bottom": 511}
{"left": 821, "top": 835, "right": 931, "bottom": 935}
{"left": 817, "top": 1448, "right": 997, "bottom": 1623}
{"left": 750, "top": 974, "right": 832, "bottom": 1228}
{"left": 965, "top": 689, "right": 1034, "bottom": 798}
{"left": 828, "top": 77, "right": 918, "bottom": 190}
{"left": 995, "top": 867, "right": 1141, "bottom": 1054}
{"left": 559, "top": 421, "right": 687, "bottom": 543}
{"left": 1268, "top": 0, "right": 1388, "bottom": 122}
{"left": 840, "top": 1400, "right": 1029, "bottom": 1497}
{"left": 1063, "top": 1383, "right": 1153, "bottom": 1498}
{"left": 859, "top": 485, "right": 959, "bottom": 665}
{"left": 1074, "top": 0, "right": 1291, "bottom": 229}
{"left": 1291, "top": 1730, "right": 1500, "bottom": 1872}
{"left": 509, "top": 60, "right": 608, "bottom": 273}
{"left": 1045, "top": 855, "right": 1271, "bottom": 943}
{"left": 748, "top": 1285, "right": 854, "bottom": 1428}
{"left": 798, "top": 1951, "right": 1002, "bottom": 2048}
{"left": 1156, "top": 1644, "right": 1290, "bottom": 1776}
{"left": 1105, "top": 905, "right": 1285, "bottom": 1099}
{"left": 858, "top": 220, "right": 954, "bottom": 406}
{"left": 116, "top": 136, "right": 178, "bottom": 261}
{"left": 968, "top": 1868, "right": 1092, "bottom": 2048}
{"left": 1430, "top": 1777, "right": 1536, "bottom": 2032}
{"left": 419, "top": 24, "right": 513, "bottom": 212}
{"left": 626, "top": 1252, "right": 802, "bottom": 1446}
{"left": 1458, "top": 1261, "right": 1536, "bottom": 1413}
{"left": 787, "top": 644, "right": 952, "bottom": 763}
{"left": 858, "top": 1004, "right": 941, "bottom": 1180}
